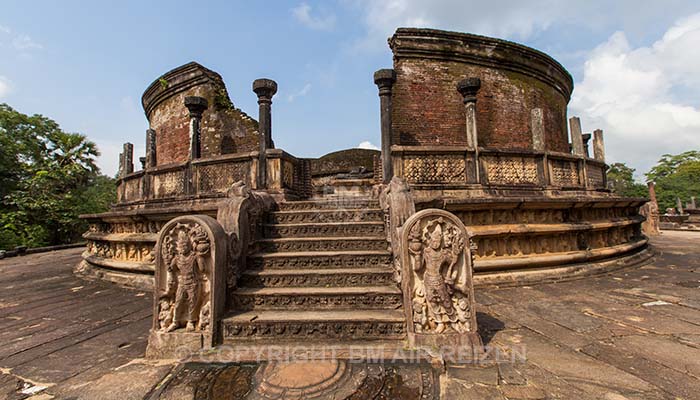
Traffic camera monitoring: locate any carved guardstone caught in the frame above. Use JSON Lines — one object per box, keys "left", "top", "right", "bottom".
{"left": 400, "top": 209, "right": 482, "bottom": 352}
{"left": 146, "top": 215, "right": 227, "bottom": 358}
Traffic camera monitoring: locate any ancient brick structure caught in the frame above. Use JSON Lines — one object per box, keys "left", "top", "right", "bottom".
{"left": 77, "top": 28, "right": 652, "bottom": 355}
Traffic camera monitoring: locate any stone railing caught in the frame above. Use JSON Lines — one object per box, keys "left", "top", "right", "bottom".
{"left": 391, "top": 145, "right": 607, "bottom": 190}
{"left": 116, "top": 150, "right": 311, "bottom": 205}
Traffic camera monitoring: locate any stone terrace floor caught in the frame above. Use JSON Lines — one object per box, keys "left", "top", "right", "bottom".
{"left": 0, "top": 231, "right": 698, "bottom": 399}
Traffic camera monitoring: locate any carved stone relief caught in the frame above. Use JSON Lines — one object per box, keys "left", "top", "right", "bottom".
{"left": 153, "top": 170, "right": 185, "bottom": 198}
{"left": 482, "top": 156, "right": 538, "bottom": 185}
{"left": 400, "top": 209, "right": 481, "bottom": 349}
{"left": 197, "top": 162, "right": 248, "bottom": 193}
{"left": 550, "top": 159, "right": 580, "bottom": 187}
{"left": 147, "top": 215, "right": 227, "bottom": 358}
{"left": 379, "top": 176, "right": 415, "bottom": 283}
{"left": 403, "top": 155, "right": 466, "bottom": 184}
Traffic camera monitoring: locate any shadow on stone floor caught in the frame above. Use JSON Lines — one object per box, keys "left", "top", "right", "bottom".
{"left": 477, "top": 311, "right": 506, "bottom": 345}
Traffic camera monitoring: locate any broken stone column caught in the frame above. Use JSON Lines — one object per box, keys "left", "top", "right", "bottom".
{"left": 593, "top": 129, "right": 605, "bottom": 162}
{"left": 123, "top": 142, "right": 134, "bottom": 175}
{"left": 531, "top": 108, "right": 545, "bottom": 151}
{"left": 677, "top": 197, "right": 684, "bottom": 214}
{"left": 457, "top": 77, "right": 482, "bottom": 183}
{"left": 582, "top": 133, "right": 592, "bottom": 158}
{"left": 184, "top": 96, "right": 208, "bottom": 160}
{"left": 569, "top": 117, "right": 585, "bottom": 156}
{"left": 374, "top": 69, "right": 396, "bottom": 183}
{"left": 456, "top": 77, "right": 481, "bottom": 151}
{"left": 146, "top": 128, "right": 157, "bottom": 168}
{"left": 692, "top": 196, "right": 697, "bottom": 209}
{"left": 253, "top": 79, "right": 278, "bottom": 189}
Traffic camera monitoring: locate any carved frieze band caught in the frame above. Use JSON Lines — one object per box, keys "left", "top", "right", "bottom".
{"left": 264, "top": 223, "right": 385, "bottom": 238}
{"left": 259, "top": 238, "right": 387, "bottom": 253}
{"left": 403, "top": 155, "right": 466, "bottom": 184}
{"left": 223, "top": 320, "right": 405, "bottom": 340}
{"left": 482, "top": 156, "right": 538, "bottom": 185}
{"left": 550, "top": 159, "right": 580, "bottom": 187}
{"left": 197, "top": 162, "right": 249, "bottom": 193}
{"left": 152, "top": 170, "right": 185, "bottom": 198}
{"left": 232, "top": 293, "right": 403, "bottom": 310}
{"left": 239, "top": 271, "right": 395, "bottom": 288}
{"left": 268, "top": 210, "right": 384, "bottom": 224}
{"left": 248, "top": 254, "right": 392, "bottom": 270}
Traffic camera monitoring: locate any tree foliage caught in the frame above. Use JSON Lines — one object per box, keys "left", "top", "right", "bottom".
{"left": 646, "top": 151, "right": 700, "bottom": 211}
{"left": 0, "top": 103, "right": 115, "bottom": 249}
{"left": 606, "top": 162, "right": 648, "bottom": 198}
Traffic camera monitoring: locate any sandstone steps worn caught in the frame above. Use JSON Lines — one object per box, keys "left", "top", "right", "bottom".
{"left": 225, "top": 196, "right": 405, "bottom": 342}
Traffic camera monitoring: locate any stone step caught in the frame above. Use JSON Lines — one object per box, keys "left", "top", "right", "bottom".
{"left": 277, "top": 198, "right": 379, "bottom": 211}
{"left": 263, "top": 221, "right": 385, "bottom": 238}
{"left": 239, "top": 268, "right": 395, "bottom": 288}
{"left": 268, "top": 209, "right": 384, "bottom": 224}
{"left": 230, "top": 286, "right": 403, "bottom": 311}
{"left": 248, "top": 250, "right": 392, "bottom": 270}
{"left": 258, "top": 237, "right": 388, "bottom": 253}
{"left": 221, "top": 310, "right": 406, "bottom": 341}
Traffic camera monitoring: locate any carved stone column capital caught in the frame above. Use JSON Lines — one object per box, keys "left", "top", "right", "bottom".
{"left": 253, "top": 78, "right": 278, "bottom": 104}
{"left": 374, "top": 69, "right": 396, "bottom": 96}
{"left": 457, "top": 77, "right": 481, "bottom": 103}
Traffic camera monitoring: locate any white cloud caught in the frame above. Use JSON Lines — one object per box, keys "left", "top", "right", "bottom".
{"left": 287, "top": 83, "right": 312, "bottom": 102}
{"left": 0, "top": 25, "right": 10, "bottom": 34}
{"left": 570, "top": 13, "right": 700, "bottom": 175}
{"left": 12, "top": 34, "right": 42, "bottom": 50}
{"left": 0, "top": 76, "right": 11, "bottom": 98}
{"left": 292, "top": 3, "right": 336, "bottom": 31}
{"left": 350, "top": 0, "right": 700, "bottom": 53}
{"left": 357, "top": 141, "right": 379, "bottom": 150}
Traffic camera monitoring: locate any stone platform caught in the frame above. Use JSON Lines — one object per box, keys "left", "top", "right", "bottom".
{"left": 1, "top": 231, "right": 699, "bottom": 399}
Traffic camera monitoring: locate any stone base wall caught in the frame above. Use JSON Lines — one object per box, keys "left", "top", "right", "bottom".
{"left": 78, "top": 195, "right": 648, "bottom": 290}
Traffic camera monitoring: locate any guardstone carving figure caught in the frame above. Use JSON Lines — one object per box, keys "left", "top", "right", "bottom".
{"left": 400, "top": 209, "right": 481, "bottom": 350}
{"left": 147, "top": 215, "right": 227, "bottom": 358}
{"left": 158, "top": 223, "right": 210, "bottom": 332}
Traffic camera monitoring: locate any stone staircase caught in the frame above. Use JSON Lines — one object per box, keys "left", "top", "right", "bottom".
{"left": 221, "top": 197, "right": 406, "bottom": 342}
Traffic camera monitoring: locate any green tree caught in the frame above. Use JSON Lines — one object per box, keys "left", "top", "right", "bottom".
{"left": 606, "top": 162, "right": 647, "bottom": 198}
{"left": 0, "top": 103, "right": 115, "bottom": 249}
{"left": 646, "top": 151, "right": 700, "bottom": 183}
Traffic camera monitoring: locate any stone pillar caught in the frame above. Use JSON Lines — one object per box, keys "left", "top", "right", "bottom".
{"left": 692, "top": 196, "right": 697, "bottom": 209}
{"left": 184, "top": 96, "right": 208, "bottom": 160}
{"left": 374, "top": 69, "right": 396, "bottom": 183}
{"left": 123, "top": 142, "right": 134, "bottom": 175}
{"left": 457, "top": 77, "right": 481, "bottom": 183}
{"left": 456, "top": 78, "right": 481, "bottom": 150}
{"left": 593, "top": 129, "right": 605, "bottom": 162}
{"left": 146, "top": 128, "right": 157, "bottom": 168}
{"left": 253, "top": 78, "right": 278, "bottom": 189}
{"left": 531, "top": 108, "right": 545, "bottom": 151}
{"left": 569, "top": 117, "right": 585, "bottom": 156}
{"left": 677, "top": 197, "right": 684, "bottom": 214}
{"left": 582, "top": 133, "right": 592, "bottom": 158}
{"left": 648, "top": 182, "right": 658, "bottom": 205}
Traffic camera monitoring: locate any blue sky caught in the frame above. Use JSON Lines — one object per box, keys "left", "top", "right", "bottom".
{"left": 2, "top": 1, "right": 700, "bottom": 178}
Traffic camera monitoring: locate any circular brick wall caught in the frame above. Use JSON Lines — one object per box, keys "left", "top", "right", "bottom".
{"left": 389, "top": 28, "right": 574, "bottom": 153}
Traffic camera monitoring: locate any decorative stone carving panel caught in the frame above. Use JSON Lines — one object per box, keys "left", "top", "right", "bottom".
{"left": 197, "top": 162, "right": 249, "bottom": 194}
{"left": 123, "top": 177, "right": 142, "bottom": 202}
{"left": 152, "top": 170, "right": 186, "bottom": 198}
{"left": 400, "top": 209, "right": 482, "bottom": 349}
{"left": 586, "top": 164, "right": 605, "bottom": 188}
{"left": 403, "top": 155, "right": 466, "bottom": 184}
{"left": 282, "top": 160, "right": 294, "bottom": 189}
{"left": 147, "top": 215, "right": 227, "bottom": 358}
{"left": 482, "top": 156, "right": 538, "bottom": 185}
{"left": 550, "top": 159, "right": 580, "bottom": 187}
